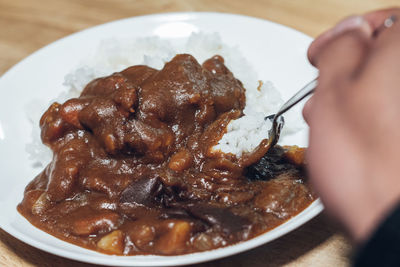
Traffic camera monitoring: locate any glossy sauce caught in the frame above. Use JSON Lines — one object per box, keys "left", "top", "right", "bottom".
{"left": 18, "top": 54, "right": 315, "bottom": 255}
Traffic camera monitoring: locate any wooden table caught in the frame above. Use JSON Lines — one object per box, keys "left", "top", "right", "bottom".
{"left": 0, "top": 1, "right": 397, "bottom": 266}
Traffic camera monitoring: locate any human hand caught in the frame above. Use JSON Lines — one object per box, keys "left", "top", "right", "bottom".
{"left": 303, "top": 8, "right": 400, "bottom": 244}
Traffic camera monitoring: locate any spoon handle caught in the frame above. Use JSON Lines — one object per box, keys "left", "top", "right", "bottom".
{"left": 267, "top": 78, "right": 317, "bottom": 148}
{"left": 274, "top": 78, "right": 317, "bottom": 119}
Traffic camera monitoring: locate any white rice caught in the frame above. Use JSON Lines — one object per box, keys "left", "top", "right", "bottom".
{"left": 26, "top": 32, "right": 302, "bottom": 166}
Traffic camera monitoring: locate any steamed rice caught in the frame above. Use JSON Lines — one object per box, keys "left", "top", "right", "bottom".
{"left": 26, "top": 32, "right": 302, "bottom": 166}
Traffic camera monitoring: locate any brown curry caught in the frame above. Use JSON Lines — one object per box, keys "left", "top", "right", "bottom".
{"left": 18, "top": 54, "right": 315, "bottom": 255}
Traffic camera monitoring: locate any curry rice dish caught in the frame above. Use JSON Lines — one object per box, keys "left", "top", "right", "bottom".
{"left": 18, "top": 54, "right": 315, "bottom": 255}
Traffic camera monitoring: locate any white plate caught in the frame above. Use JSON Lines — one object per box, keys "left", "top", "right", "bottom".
{"left": 0, "top": 12, "right": 322, "bottom": 266}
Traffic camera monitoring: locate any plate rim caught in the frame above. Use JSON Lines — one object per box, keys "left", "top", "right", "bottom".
{"left": 0, "top": 11, "right": 323, "bottom": 266}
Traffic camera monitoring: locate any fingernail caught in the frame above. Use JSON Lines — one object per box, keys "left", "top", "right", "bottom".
{"left": 332, "top": 15, "right": 372, "bottom": 36}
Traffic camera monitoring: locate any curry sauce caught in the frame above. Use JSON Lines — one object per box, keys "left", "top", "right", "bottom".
{"left": 18, "top": 54, "right": 315, "bottom": 255}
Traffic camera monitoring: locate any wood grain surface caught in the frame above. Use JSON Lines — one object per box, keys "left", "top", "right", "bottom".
{"left": 0, "top": 0, "right": 397, "bottom": 266}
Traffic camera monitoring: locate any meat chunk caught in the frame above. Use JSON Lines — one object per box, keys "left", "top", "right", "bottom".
{"left": 254, "top": 175, "right": 313, "bottom": 219}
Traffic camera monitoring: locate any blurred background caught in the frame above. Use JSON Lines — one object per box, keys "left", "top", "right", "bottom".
{"left": 0, "top": 0, "right": 397, "bottom": 266}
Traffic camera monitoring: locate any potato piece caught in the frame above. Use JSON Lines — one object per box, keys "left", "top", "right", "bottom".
{"left": 155, "top": 221, "right": 191, "bottom": 255}
{"left": 128, "top": 224, "right": 156, "bottom": 250}
{"left": 283, "top": 146, "right": 305, "bottom": 165}
{"left": 97, "top": 230, "right": 124, "bottom": 255}
{"left": 72, "top": 211, "right": 120, "bottom": 235}
{"left": 192, "top": 233, "right": 213, "bottom": 251}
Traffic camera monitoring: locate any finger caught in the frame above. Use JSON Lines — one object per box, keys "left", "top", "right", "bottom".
{"left": 364, "top": 7, "right": 400, "bottom": 33}
{"left": 315, "top": 25, "right": 371, "bottom": 86}
{"left": 308, "top": 8, "right": 400, "bottom": 65}
{"left": 302, "top": 97, "right": 313, "bottom": 124}
{"left": 359, "top": 13, "right": 400, "bottom": 94}
{"left": 308, "top": 16, "right": 373, "bottom": 65}
{"left": 369, "top": 10, "right": 400, "bottom": 49}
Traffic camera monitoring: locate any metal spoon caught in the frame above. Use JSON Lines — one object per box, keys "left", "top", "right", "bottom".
{"left": 265, "top": 78, "right": 317, "bottom": 147}
{"left": 265, "top": 14, "right": 397, "bottom": 148}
